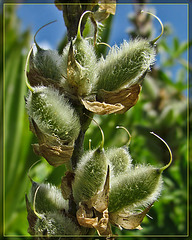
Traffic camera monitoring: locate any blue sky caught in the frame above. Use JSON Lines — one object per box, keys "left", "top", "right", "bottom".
{"left": 16, "top": 3, "right": 188, "bottom": 49}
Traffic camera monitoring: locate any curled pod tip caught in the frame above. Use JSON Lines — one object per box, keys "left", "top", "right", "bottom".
{"left": 141, "top": 10, "right": 164, "bottom": 44}
{"left": 34, "top": 20, "right": 57, "bottom": 50}
{"left": 150, "top": 132, "right": 172, "bottom": 172}
{"left": 25, "top": 44, "right": 35, "bottom": 92}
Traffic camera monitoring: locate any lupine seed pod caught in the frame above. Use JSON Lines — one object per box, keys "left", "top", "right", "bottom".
{"left": 73, "top": 119, "right": 108, "bottom": 204}
{"left": 108, "top": 165, "right": 162, "bottom": 213}
{"left": 95, "top": 38, "right": 156, "bottom": 92}
{"left": 32, "top": 21, "right": 64, "bottom": 82}
{"left": 63, "top": 11, "right": 98, "bottom": 96}
{"left": 73, "top": 148, "right": 108, "bottom": 204}
{"left": 26, "top": 86, "right": 81, "bottom": 143}
{"left": 108, "top": 132, "right": 172, "bottom": 213}
{"left": 30, "top": 181, "right": 69, "bottom": 213}
{"left": 106, "top": 127, "right": 132, "bottom": 178}
{"left": 95, "top": 11, "right": 164, "bottom": 92}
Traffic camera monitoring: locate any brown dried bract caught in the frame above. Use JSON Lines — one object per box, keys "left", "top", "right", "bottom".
{"left": 98, "top": 84, "right": 142, "bottom": 114}
{"left": 81, "top": 84, "right": 141, "bottom": 115}
{"left": 94, "top": 0, "right": 116, "bottom": 22}
{"left": 81, "top": 98, "right": 124, "bottom": 115}
{"left": 109, "top": 203, "right": 153, "bottom": 230}
{"left": 30, "top": 119, "right": 74, "bottom": 167}
{"left": 33, "top": 143, "right": 74, "bottom": 167}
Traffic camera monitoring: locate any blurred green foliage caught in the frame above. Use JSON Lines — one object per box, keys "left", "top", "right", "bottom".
{"left": 2, "top": 3, "right": 190, "bottom": 238}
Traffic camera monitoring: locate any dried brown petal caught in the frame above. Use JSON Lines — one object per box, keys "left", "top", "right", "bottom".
{"left": 76, "top": 203, "right": 112, "bottom": 236}
{"left": 76, "top": 204, "right": 97, "bottom": 228}
{"left": 97, "top": 84, "right": 142, "bottom": 114}
{"left": 33, "top": 143, "right": 74, "bottom": 167}
{"left": 109, "top": 203, "right": 153, "bottom": 230}
{"left": 81, "top": 98, "right": 124, "bottom": 115}
{"left": 99, "top": 0, "right": 116, "bottom": 15}
{"left": 25, "top": 194, "right": 37, "bottom": 235}
{"left": 94, "top": 0, "right": 116, "bottom": 22}
{"left": 30, "top": 119, "right": 74, "bottom": 167}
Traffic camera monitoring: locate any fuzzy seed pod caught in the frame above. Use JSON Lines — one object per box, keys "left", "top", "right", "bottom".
{"left": 106, "top": 147, "right": 132, "bottom": 178}
{"left": 35, "top": 211, "right": 83, "bottom": 236}
{"left": 61, "top": 11, "right": 98, "bottom": 96}
{"left": 26, "top": 86, "right": 81, "bottom": 143}
{"left": 30, "top": 181, "right": 69, "bottom": 213}
{"left": 108, "top": 165, "right": 163, "bottom": 213}
{"left": 62, "top": 37, "right": 97, "bottom": 97}
{"left": 33, "top": 48, "right": 64, "bottom": 81}
{"left": 73, "top": 148, "right": 108, "bottom": 204}
{"left": 95, "top": 38, "right": 156, "bottom": 91}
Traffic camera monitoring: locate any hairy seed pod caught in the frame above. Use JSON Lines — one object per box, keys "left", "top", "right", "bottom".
{"left": 109, "top": 132, "right": 172, "bottom": 213}
{"left": 30, "top": 181, "right": 69, "bottom": 213}
{"left": 32, "top": 21, "right": 64, "bottom": 82}
{"left": 95, "top": 38, "right": 156, "bottom": 91}
{"left": 73, "top": 148, "right": 108, "bottom": 204}
{"left": 35, "top": 211, "right": 83, "bottom": 236}
{"left": 106, "top": 147, "right": 132, "bottom": 178}
{"left": 62, "top": 11, "right": 98, "bottom": 96}
{"left": 26, "top": 86, "right": 81, "bottom": 142}
{"left": 108, "top": 165, "right": 163, "bottom": 213}
{"left": 33, "top": 48, "right": 64, "bottom": 81}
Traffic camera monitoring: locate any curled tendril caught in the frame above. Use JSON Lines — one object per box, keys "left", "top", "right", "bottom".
{"left": 25, "top": 44, "right": 35, "bottom": 92}
{"left": 116, "top": 126, "right": 132, "bottom": 146}
{"left": 33, "top": 185, "right": 42, "bottom": 219}
{"left": 150, "top": 132, "right": 172, "bottom": 172}
{"left": 141, "top": 10, "right": 164, "bottom": 44}
{"left": 34, "top": 20, "right": 57, "bottom": 50}
{"left": 27, "top": 159, "right": 42, "bottom": 182}
{"left": 84, "top": 114, "right": 105, "bottom": 150}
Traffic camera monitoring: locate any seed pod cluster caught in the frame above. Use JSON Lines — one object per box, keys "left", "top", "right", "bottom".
{"left": 25, "top": 9, "right": 168, "bottom": 237}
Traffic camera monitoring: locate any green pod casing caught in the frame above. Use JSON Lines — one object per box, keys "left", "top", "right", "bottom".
{"left": 30, "top": 181, "right": 69, "bottom": 213}
{"left": 73, "top": 148, "right": 108, "bottom": 204}
{"left": 95, "top": 39, "right": 156, "bottom": 91}
{"left": 106, "top": 147, "right": 132, "bottom": 178}
{"left": 26, "top": 86, "right": 81, "bottom": 142}
{"left": 108, "top": 165, "right": 163, "bottom": 213}
{"left": 62, "top": 38, "right": 97, "bottom": 96}
{"left": 33, "top": 49, "right": 63, "bottom": 81}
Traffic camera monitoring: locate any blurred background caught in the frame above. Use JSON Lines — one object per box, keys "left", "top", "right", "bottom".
{"left": 1, "top": 0, "right": 191, "bottom": 238}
